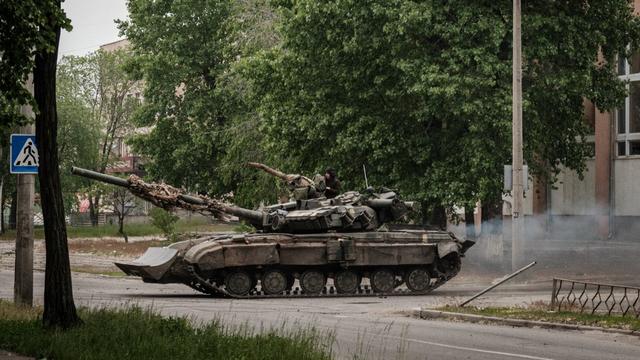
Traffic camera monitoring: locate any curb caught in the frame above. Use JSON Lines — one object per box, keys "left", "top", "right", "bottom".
{"left": 414, "top": 309, "right": 639, "bottom": 336}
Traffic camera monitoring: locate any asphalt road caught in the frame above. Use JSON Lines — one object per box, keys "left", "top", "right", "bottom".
{"left": 1, "top": 270, "right": 638, "bottom": 360}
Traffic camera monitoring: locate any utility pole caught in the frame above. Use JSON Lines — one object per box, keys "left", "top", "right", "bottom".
{"left": 511, "top": 0, "right": 524, "bottom": 271}
{"left": 14, "top": 75, "right": 35, "bottom": 307}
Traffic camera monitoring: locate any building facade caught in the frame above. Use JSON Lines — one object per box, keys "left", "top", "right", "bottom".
{"left": 525, "top": 1, "right": 640, "bottom": 241}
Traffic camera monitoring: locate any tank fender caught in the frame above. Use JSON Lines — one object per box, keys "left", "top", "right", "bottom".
{"left": 460, "top": 239, "right": 475, "bottom": 254}
{"left": 184, "top": 240, "right": 225, "bottom": 271}
{"left": 437, "top": 240, "right": 462, "bottom": 259}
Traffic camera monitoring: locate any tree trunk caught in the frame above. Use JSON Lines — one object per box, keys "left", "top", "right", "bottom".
{"left": 481, "top": 196, "right": 503, "bottom": 236}
{"left": 34, "top": 8, "right": 81, "bottom": 328}
{"left": 428, "top": 204, "right": 447, "bottom": 230}
{"left": 464, "top": 207, "right": 476, "bottom": 240}
{"left": 89, "top": 194, "right": 101, "bottom": 226}
{"left": 9, "top": 191, "right": 17, "bottom": 230}
{"left": 118, "top": 214, "right": 128, "bottom": 243}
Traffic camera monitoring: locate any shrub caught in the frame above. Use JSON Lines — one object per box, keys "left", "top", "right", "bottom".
{"left": 149, "top": 207, "right": 179, "bottom": 241}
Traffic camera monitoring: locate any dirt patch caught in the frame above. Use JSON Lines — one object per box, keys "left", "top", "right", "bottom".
{"left": 0, "top": 239, "right": 148, "bottom": 275}
{"left": 68, "top": 239, "right": 169, "bottom": 257}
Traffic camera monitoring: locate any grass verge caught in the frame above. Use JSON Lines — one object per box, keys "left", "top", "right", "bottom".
{"left": 0, "top": 220, "right": 235, "bottom": 240}
{"left": 439, "top": 303, "right": 640, "bottom": 331}
{"left": 70, "top": 266, "right": 127, "bottom": 277}
{"left": 0, "top": 300, "right": 332, "bottom": 360}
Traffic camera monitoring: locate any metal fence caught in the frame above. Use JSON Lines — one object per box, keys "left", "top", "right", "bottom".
{"left": 551, "top": 278, "right": 640, "bottom": 317}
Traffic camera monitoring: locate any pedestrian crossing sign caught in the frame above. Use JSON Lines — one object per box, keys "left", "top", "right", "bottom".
{"left": 10, "top": 134, "right": 39, "bottom": 174}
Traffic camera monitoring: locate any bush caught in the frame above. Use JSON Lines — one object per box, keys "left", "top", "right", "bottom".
{"left": 149, "top": 208, "right": 179, "bottom": 241}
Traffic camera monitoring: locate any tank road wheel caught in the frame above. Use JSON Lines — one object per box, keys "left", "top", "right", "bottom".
{"left": 334, "top": 270, "right": 360, "bottom": 294}
{"left": 405, "top": 268, "right": 432, "bottom": 292}
{"left": 300, "top": 270, "right": 326, "bottom": 294}
{"left": 261, "top": 270, "right": 288, "bottom": 295}
{"left": 224, "top": 271, "right": 254, "bottom": 296}
{"left": 370, "top": 269, "right": 396, "bottom": 293}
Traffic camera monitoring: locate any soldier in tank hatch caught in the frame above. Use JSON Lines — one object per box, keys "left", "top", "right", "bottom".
{"left": 322, "top": 167, "right": 341, "bottom": 198}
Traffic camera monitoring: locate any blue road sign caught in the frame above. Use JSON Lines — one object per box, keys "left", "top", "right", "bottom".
{"left": 10, "top": 134, "right": 39, "bottom": 174}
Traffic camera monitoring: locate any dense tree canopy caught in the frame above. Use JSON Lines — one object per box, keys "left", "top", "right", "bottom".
{"left": 120, "top": 0, "right": 282, "bottom": 206}
{"left": 246, "top": 0, "right": 640, "bottom": 214}
{"left": 0, "top": 0, "right": 70, "bottom": 125}
{"left": 119, "top": 0, "right": 234, "bottom": 191}
{"left": 122, "top": 0, "right": 640, "bottom": 220}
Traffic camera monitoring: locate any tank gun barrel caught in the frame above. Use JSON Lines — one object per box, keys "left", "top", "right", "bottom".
{"left": 72, "top": 167, "right": 264, "bottom": 225}
{"left": 71, "top": 167, "right": 130, "bottom": 187}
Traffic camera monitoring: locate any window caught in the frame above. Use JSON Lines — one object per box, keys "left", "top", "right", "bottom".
{"left": 616, "top": 51, "right": 640, "bottom": 157}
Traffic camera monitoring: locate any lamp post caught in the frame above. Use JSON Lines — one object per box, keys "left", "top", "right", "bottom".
{"left": 512, "top": 0, "right": 524, "bottom": 271}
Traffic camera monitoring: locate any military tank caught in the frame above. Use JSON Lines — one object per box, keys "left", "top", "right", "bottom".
{"left": 71, "top": 166, "right": 473, "bottom": 298}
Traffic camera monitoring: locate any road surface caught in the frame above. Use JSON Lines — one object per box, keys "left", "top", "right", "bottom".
{"left": 1, "top": 270, "right": 638, "bottom": 359}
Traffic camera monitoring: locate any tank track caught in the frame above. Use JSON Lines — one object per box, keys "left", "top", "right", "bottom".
{"left": 184, "top": 264, "right": 459, "bottom": 299}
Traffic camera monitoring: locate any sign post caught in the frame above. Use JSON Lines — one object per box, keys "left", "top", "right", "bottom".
{"left": 13, "top": 131, "right": 37, "bottom": 307}
{"left": 12, "top": 77, "right": 37, "bottom": 307}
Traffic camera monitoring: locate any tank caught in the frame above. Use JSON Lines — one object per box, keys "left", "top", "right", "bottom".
{"left": 71, "top": 166, "right": 474, "bottom": 298}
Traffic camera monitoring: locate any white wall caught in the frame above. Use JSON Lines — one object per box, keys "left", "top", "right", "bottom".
{"left": 615, "top": 158, "right": 640, "bottom": 216}
{"left": 550, "top": 160, "right": 596, "bottom": 215}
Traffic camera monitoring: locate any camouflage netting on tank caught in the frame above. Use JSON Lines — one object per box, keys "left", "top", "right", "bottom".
{"left": 127, "top": 175, "right": 231, "bottom": 221}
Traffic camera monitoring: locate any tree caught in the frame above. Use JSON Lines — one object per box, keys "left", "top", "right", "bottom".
{"left": 57, "top": 56, "right": 101, "bottom": 213}
{"left": 34, "top": 0, "right": 81, "bottom": 329}
{"left": 119, "top": 0, "right": 283, "bottom": 207}
{"left": 119, "top": 0, "right": 234, "bottom": 192}
{"left": 0, "top": 130, "right": 17, "bottom": 234}
{"left": 82, "top": 50, "right": 139, "bottom": 225}
{"left": 105, "top": 188, "right": 135, "bottom": 243}
{"left": 0, "top": 0, "right": 80, "bottom": 328}
{"left": 244, "top": 0, "right": 640, "bottom": 225}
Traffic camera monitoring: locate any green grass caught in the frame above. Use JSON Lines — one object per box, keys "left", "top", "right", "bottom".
{"left": 0, "top": 300, "right": 333, "bottom": 360}
{"left": 439, "top": 304, "right": 640, "bottom": 331}
{"left": 0, "top": 219, "right": 235, "bottom": 240}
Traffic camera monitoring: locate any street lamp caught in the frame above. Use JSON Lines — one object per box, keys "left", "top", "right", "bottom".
{"left": 512, "top": 0, "right": 524, "bottom": 270}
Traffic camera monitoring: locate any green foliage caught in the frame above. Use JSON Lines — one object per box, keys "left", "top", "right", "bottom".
{"left": 56, "top": 49, "right": 139, "bottom": 215}
{"left": 121, "top": 0, "right": 640, "bottom": 220}
{"left": 120, "top": 0, "right": 281, "bottom": 207}
{"left": 57, "top": 56, "right": 101, "bottom": 213}
{"left": 245, "top": 0, "right": 640, "bottom": 214}
{"left": 0, "top": 0, "right": 71, "bottom": 126}
{"left": 0, "top": 300, "right": 332, "bottom": 360}
{"left": 149, "top": 207, "right": 180, "bottom": 241}
{"left": 119, "top": 0, "right": 235, "bottom": 193}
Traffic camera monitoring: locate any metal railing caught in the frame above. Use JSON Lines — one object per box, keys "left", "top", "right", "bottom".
{"left": 551, "top": 278, "right": 640, "bottom": 317}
